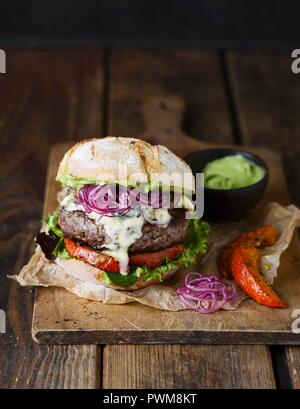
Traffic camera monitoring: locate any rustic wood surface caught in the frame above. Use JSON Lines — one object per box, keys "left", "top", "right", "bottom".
{"left": 0, "top": 50, "right": 103, "bottom": 388}
{"left": 103, "top": 344, "right": 276, "bottom": 389}
{"left": 1, "top": 49, "right": 299, "bottom": 388}
{"left": 227, "top": 51, "right": 300, "bottom": 389}
{"left": 108, "top": 50, "right": 233, "bottom": 143}
{"left": 286, "top": 347, "right": 300, "bottom": 388}
{"left": 21, "top": 345, "right": 100, "bottom": 389}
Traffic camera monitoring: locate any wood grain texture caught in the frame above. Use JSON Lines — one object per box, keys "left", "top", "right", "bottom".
{"left": 0, "top": 49, "right": 103, "bottom": 388}
{"left": 103, "top": 345, "right": 275, "bottom": 389}
{"left": 227, "top": 52, "right": 300, "bottom": 388}
{"left": 227, "top": 52, "right": 300, "bottom": 207}
{"left": 103, "top": 50, "right": 277, "bottom": 389}
{"left": 227, "top": 53, "right": 300, "bottom": 149}
{"left": 108, "top": 49, "right": 233, "bottom": 143}
{"left": 12, "top": 345, "right": 100, "bottom": 389}
{"left": 286, "top": 347, "right": 300, "bottom": 388}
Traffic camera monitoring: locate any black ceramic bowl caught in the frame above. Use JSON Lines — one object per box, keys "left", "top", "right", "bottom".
{"left": 185, "top": 148, "right": 268, "bottom": 223}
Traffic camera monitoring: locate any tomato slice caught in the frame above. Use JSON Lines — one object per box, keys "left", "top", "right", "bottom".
{"left": 64, "top": 237, "right": 184, "bottom": 272}
{"left": 64, "top": 237, "right": 120, "bottom": 272}
{"left": 129, "top": 243, "right": 184, "bottom": 269}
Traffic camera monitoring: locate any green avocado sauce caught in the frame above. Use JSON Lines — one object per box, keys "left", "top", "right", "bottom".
{"left": 203, "top": 154, "right": 265, "bottom": 190}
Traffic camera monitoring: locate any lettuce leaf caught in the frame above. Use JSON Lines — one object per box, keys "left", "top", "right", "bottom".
{"left": 44, "top": 208, "right": 63, "bottom": 237}
{"left": 103, "top": 271, "right": 138, "bottom": 288}
{"left": 58, "top": 173, "right": 193, "bottom": 194}
{"left": 134, "top": 219, "right": 210, "bottom": 282}
{"left": 44, "top": 209, "right": 71, "bottom": 259}
{"left": 52, "top": 237, "right": 72, "bottom": 259}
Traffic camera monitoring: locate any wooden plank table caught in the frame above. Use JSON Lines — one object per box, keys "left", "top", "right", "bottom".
{"left": 0, "top": 49, "right": 299, "bottom": 389}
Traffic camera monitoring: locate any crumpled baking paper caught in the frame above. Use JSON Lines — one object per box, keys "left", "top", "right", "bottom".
{"left": 10, "top": 202, "right": 300, "bottom": 311}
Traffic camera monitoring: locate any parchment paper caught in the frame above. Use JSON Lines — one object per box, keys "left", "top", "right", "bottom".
{"left": 10, "top": 202, "right": 300, "bottom": 311}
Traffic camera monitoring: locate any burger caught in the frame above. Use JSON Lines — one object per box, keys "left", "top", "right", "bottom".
{"left": 37, "top": 137, "right": 210, "bottom": 290}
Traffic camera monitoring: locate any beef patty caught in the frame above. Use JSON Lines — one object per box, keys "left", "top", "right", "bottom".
{"left": 58, "top": 209, "right": 189, "bottom": 253}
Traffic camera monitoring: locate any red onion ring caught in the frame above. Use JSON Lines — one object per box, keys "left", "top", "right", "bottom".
{"left": 77, "top": 184, "right": 131, "bottom": 215}
{"left": 177, "top": 271, "right": 237, "bottom": 314}
{"left": 77, "top": 184, "right": 173, "bottom": 216}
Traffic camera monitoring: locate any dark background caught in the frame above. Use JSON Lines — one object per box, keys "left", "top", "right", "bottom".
{"left": 0, "top": 0, "right": 299, "bottom": 50}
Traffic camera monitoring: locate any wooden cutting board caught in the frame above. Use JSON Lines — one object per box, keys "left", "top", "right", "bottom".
{"left": 32, "top": 96, "right": 300, "bottom": 344}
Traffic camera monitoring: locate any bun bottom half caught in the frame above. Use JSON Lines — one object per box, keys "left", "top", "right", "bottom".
{"left": 94, "top": 267, "right": 179, "bottom": 291}
{"left": 55, "top": 255, "right": 180, "bottom": 292}
{"left": 12, "top": 245, "right": 188, "bottom": 308}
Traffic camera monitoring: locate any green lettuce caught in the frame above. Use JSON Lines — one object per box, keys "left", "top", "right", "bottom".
{"left": 103, "top": 270, "right": 138, "bottom": 288}
{"left": 44, "top": 208, "right": 63, "bottom": 237}
{"left": 44, "top": 209, "right": 71, "bottom": 259}
{"left": 135, "top": 219, "right": 210, "bottom": 282}
{"left": 58, "top": 173, "right": 193, "bottom": 194}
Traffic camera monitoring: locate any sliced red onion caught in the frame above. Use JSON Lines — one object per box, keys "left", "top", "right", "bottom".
{"left": 77, "top": 184, "right": 173, "bottom": 216}
{"left": 177, "top": 271, "right": 237, "bottom": 314}
{"left": 77, "top": 184, "right": 132, "bottom": 215}
{"left": 128, "top": 188, "right": 171, "bottom": 209}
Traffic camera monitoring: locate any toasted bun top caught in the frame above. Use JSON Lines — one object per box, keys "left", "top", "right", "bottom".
{"left": 56, "top": 137, "right": 194, "bottom": 191}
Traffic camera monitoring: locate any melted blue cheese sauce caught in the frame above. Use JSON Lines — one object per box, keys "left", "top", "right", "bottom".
{"left": 60, "top": 193, "right": 84, "bottom": 211}
{"left": 142, "top": 207, "right": 171, "bottom": 226}
{"left": 101, "top": 214, "right": 144, "bottom": 275}
{"left": 60, "top": 193, "right": 184, "bottom": 275}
